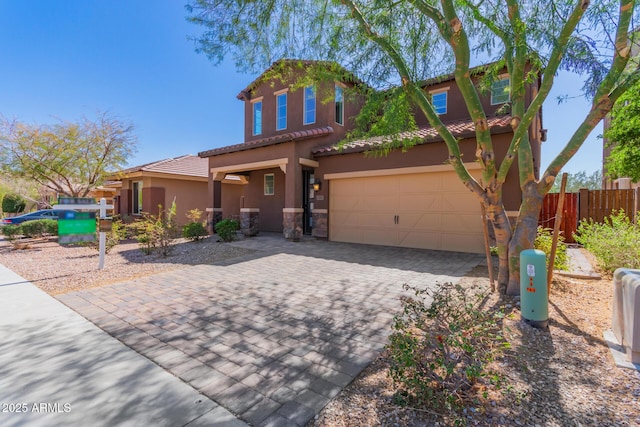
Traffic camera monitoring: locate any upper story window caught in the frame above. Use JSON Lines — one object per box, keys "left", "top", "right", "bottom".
{"left": 276, "top": 91, "right": 287, "bottom": 130}
{"left": 304, "top": 86, "right": 316, "bottom": 125}
{"left": 335, "top": 85, "right": 344, "bottom": 126}
{"left": 430, "top": 89, "right": 448, "bottom": 115}
{"left": 252, "top": 99, "right": 262, "bottom": 136}
{"left": 491, "top": 77, "right": 510, "bottom": 105}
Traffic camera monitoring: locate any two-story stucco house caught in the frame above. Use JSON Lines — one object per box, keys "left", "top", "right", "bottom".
{"left": 198, "top": 60, "right": 543, "bottom": 254}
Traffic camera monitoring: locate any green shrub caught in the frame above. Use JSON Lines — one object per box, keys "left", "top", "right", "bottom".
{"left": 387, "top": 283, "right": 510, "bottom": 420}
{"left": 534, "top": 227, "right": 569, "bottom": 271}
{"left": 45, "top": 220, "right": 58, "bottom": 235}
{"left": 131, "top": 201, "right": 179, "bottom": 256}
{"left": 215, "top": 218, "right": 239, "bottom": 242}
{"left": 101, "top": 219, "right": 126, "bottom": 254}
{"left": 2, "top": 193, "right": 26, "bottom": 214}
{"left": 575, "top": 210, "right": 640, "bottom": 271}
{"left": 183, "top": 222, "right": 208, "bottom": 241}
{"left": 1, "top": 224, "right": 22, "bottom": 241}
{"left": 20, "top": 219, "right": 57, "bottom": 238}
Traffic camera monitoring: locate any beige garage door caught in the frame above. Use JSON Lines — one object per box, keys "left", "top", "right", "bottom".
{"left": 329, "top": 171, "right": 484, "bottom": 253}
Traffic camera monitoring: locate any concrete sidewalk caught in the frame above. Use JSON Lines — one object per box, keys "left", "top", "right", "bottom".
{"left": 0, "top": 265, "right": 246, "bottom": 427}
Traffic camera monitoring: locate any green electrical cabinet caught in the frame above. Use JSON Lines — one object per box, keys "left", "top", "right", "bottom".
{"left": 520, "top": 249, "right": 548, "bottom": 329}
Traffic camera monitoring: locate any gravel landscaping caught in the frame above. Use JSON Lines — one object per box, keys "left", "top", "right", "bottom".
{"left": 310, "top": 262, "right": 640, "bottom": 426}
{"left": 0, "top": 235, "right": 255, "bottom": 295}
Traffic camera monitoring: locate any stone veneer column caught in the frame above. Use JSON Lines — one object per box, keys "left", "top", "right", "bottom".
{"left": 205, "top": 208, "right": 223, "bottom": 234}
{"left": 240, "top": 208, "right": 259, "bottom": 237}
{"left": 311, "top": 209, "right": 328, "bottom": 239}
{"left": 282, "top": 208, "right": 303, "bottom": 241}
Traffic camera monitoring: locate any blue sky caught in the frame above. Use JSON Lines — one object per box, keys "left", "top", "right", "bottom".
{"left": 0, "top": 0, "right": 604, "bottom": 175}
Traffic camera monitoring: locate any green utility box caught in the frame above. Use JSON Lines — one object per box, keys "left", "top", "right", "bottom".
{"left": 520, "top": 249, "right": 548, "bottom": 329}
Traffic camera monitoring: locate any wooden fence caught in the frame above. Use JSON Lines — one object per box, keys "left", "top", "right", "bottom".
{"left": 538, "top": 188, "right": 639, "bottom": 243}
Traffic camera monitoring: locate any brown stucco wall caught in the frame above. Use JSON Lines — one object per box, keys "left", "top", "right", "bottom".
{"left": 243, "top": 168, "right": 286, "bottom": 232}
{"left": 221, "top": 183, "right": 244, "bottom": 220}
{"left": 148, "top": 177, "right": 208, "bottom": 225}
{"left": 242, "top": 73, "right": 361, "bottom": 143}
{"left": 118, "top": 176, "right": 207, "bottom": 225}
{"left": 313, "top": 132, "right": 522, "bottom": 212}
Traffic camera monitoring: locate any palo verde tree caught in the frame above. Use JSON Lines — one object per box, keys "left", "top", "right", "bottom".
{"left": 0, "top": 112, "right": 137, "bottom": 198}
{"left": 603, "top": 78, "right": 640, "bottom": 183}
{"left": 187, "top": 0, "right": 640, "bottom": 294}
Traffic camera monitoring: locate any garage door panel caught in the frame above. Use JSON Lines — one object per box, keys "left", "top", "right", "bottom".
{"left": 363, "top": 229, "right": 399, "bottom": 246}
{"left": 397, "top": 230, "right": 441, "bottom": 250}
{"left": 361, "top": 212, "right": 397, "bottom": 228}
{"left": 398, "top": 194, "right": 440, "bottom": 211}
{"left": 440, "top": 233, "right": 484, "bottom": 253}
{"left": 442, "top": 193, "right": 480, "bottom": 212}
{"left": 330, "top": 226, "right": 363, "bottom": 244}
{"left": 331, "top": 211, "right": 363, "bottom": 227}
{"left": 441, "top": 213, "right": 482, "bottom": 232}
{"left": 397, "top": 174, "right": 442, "bottom": 191}
{"left": 331, "top": 194, "right": 363, "bottom": 211}
{"left": 397, "top": 213, "right": 440, "bottom": 230}
{"left": 362, "top": 176, "right": 398, "bottom": 194}
{"left": 362, "top": 194, "right": 397, "bottom": 211}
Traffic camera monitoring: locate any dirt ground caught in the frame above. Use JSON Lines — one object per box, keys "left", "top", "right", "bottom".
{"left": 310, "top": 262, "right": 640, "bottom": 426}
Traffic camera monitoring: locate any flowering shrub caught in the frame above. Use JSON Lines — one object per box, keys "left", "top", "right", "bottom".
{"left": 387, "top": 282, "right": 510, "bottom": 420}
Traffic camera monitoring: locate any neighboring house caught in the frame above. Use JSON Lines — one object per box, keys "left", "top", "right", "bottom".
{"left": 106, "top": 155, "right": 209, "bottom": 225}
{"left": 198, "top": 60, "right": 543, "bottom": 254}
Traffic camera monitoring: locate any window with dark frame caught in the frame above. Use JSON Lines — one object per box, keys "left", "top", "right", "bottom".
{"left": 491, "top": 77, "right": 510, "bottom": 105}
{"left": 276, "top": 93, "right": 287, "bottom": 130}
{"left": 264, "top": 173, "right": 275, "bottom": 195}
{"left": 252, "top": 100, "right": 262, "bottom": 135}
{"left": 304, "top": 86, "right": 316, "bottom": 125}
{"left": 335, "top": 85, "right": 344, "bottom": 125}
{"left": 431, "top": 91, "right": 447, "bottom": 115}
{"left": 132, "top": 181, "right": 142, "bottom": 214}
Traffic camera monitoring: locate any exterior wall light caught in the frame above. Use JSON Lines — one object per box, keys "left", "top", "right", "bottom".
{"left": 313, "top": 182, "right": 321, "bottom": 192}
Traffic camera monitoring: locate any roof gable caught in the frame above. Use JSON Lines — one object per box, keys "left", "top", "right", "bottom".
{"left": 114, "top": 155, "right": 208, "bottom": 179}
{"left": 236, "top": 59, "right": 364, "bottom": 101}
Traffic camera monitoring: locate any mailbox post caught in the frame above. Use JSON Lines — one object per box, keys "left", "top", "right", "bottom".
{"left": 520, "top": 249, "right": 549, "bottom": 329}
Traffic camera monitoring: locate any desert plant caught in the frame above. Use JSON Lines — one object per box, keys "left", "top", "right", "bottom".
{"left": 131, "top": 201, "right": 179, "bottom": 256}
{"left": 132, "top": 219, "right": 157, "bottom": 255}
{"left": 1, "top": 224, "right": 22, "bottom": 241}
{"left": 534, "top": 227, "right": 569, "bottom": 271}
{"left": 96, "top": 218, "right": 126, "bottom": 254}
{"left": 215, "top": 218, "right": 239, "bottom": 242}
{"left": 186, "top": 208, "right": 203, "bottom": 223}
{"left": 183, "top": 208, "right": 208, "bottom": 241}
{"left": 387, "top": 282, "right": 510, "bottom": 420}
{"left": 575, "top": 210, "right": 640, "bottom": 271}
{"left": 183, "top": 221, "right": 208, "bottom": 241}
{"left": 20, "top": 219, "right": 56, "bottom": 238}
{"left": 2, "top": 193, "right": 26, "bottom": 214}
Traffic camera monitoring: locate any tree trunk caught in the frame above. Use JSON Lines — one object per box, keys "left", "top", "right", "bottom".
{"left": 506, "top": 183, "right": 544, "bottom": 295}
{"left": 486, "top": 204, "right": 512, "bottom": 294}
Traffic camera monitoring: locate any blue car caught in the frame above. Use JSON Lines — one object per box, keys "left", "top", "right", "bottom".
{"left": 1, "top": 209, "right": 75, "bottom": 225}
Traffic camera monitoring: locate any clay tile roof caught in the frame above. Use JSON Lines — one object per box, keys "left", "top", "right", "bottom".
{"left": 198, "top": 126, "right": 334, "bottom": 158}
{"left": 312, "top": 115, "right": 513, "bottom": 156}
{"left": 117, "top": 155, "right": 208, "bottom": 178}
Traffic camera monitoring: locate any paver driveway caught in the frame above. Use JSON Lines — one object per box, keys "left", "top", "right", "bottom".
{"left": 58, "top": 234, "right": 483, "bottom": 426}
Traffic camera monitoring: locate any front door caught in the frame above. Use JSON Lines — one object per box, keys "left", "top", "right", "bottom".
{"left": 302, "top": 170, "right": 314, "bottom": 235}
